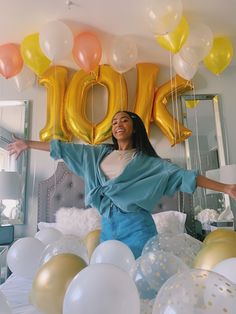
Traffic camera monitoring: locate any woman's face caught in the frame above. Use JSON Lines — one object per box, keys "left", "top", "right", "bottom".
{"left": 112, "top": 112, "right": 134, "bottom": 145}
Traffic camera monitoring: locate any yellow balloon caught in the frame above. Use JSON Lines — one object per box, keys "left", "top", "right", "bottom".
{"left": 20, "top": 33, "right": 51, "bottom": 76}
{"left": 30, "top": 253, "right": 87, "bottom": 314}
{"left": 203, "top": 229, "right": 236, "bottom": 246}
{"left": 39, "top": 66, "right": 72, "bottom": 142}
{"left": 193, "top": 241, "right": 236, "bottom": 271}
{"left": 185, "top": 100, "right": 199, "bottom": 109}
{"left": 155, "top": 16, "right": 189, "bottom": 54}
{"left": 153, "top": 75, "right": 193, "bottom": 146}
{"left": 204, "top": 36, "right": 234, "bottom": 75}
{"left": 84, "top": 229, "right": 101, "bottom": 259}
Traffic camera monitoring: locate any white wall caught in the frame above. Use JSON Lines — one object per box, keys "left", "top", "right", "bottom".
{"left": 0, "top": 63, "right": 236, "bottom": 237}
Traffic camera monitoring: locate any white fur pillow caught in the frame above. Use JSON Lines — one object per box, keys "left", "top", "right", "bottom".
{"left": 152, "top": 211, "right": 187, "bottom": 234}
{"left": 55, "top": 207, "right": 101, "bottom": 238}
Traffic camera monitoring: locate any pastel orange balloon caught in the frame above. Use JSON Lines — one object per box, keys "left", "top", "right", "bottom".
{"left": 72, "top": 32, "right": 102, "bottom": 73}
{"left": 0, "top": 43, "right": 23, "bottom": 79}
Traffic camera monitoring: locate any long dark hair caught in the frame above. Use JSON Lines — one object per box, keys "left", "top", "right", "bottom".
{"left": 111, "top": 111, "right": 159, "bottom": 157}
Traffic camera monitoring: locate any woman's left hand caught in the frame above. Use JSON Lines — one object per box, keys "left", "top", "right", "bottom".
{"left": 226, "top": 184, "right": 236, "bottom": 201}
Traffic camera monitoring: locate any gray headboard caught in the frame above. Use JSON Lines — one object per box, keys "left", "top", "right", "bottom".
{"left": 37, "top": 162, "right": 85, "bottom": 223}
{"left": 37, "top": 161, "right": 196, "bottom": 237}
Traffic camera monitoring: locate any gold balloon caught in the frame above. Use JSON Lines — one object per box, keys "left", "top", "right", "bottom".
{"left": 133, "top": 63, "right": 159, "bottom": 136}
{"left": 65, "top": 64, "right": 128, "bottom": 144}
{"left": 20, "top": 33, "right": 51, "bottom": 76}
{"left": 30, "top": 253, "right": 87, "bottom": 314}
{"left": 39, "top": 66, "right": 72, "bottom": 142}
{"left": 93, "top": 64, "right": 128, "bottom": 144}
{"left": 84, "top": 229, "right": 101, "bottom": 259}
{"left": 193, "top": 241, "right": 236, "bottom": 271}
{"left": 156, "top": 16, "right": 189, "bottom": 54}
{"left": 204, "top": 36, "right": 234, "bottom": 75}
{"left": 153, "top": 75, "right": 193, "bottom": 146}
{"left": 203, "top": 229, "right": 236, "bottom": 246}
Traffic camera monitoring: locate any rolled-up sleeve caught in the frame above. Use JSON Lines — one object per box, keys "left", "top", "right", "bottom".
{"left": 50, "top": 140, "right": 63, "bottom": 160}
{"left": 163, "top": 162, "right": 199, "bottom": 195}
{"left": 50, "top": 140, "right": 86, "bottom": 176}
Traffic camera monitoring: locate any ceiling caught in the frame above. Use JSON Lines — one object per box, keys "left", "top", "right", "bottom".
{"left": 0, "top": 0, "right": 236, "bottom": 68}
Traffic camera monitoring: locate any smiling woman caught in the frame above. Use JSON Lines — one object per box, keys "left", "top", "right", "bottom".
{"left": 0, "top": 100, "right": 29, "bottom": 225}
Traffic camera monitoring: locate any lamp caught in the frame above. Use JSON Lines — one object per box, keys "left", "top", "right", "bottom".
{"left": 0, "top": 170, "right": 21, "bottom": 223}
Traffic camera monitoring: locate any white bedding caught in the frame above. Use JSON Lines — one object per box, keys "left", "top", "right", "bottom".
{"left": 0, "top": 275, "right": 41, "bottom": 314}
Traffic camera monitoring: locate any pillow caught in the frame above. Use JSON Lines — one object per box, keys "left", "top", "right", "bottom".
{"left": 152, "top": 210, "right": 187, "bottom": 235}
{"left": 55, "top": 207, "right": 101, "bottom": 238}
{"left": 38, "top": 222, "right": 58, "bottom": 230}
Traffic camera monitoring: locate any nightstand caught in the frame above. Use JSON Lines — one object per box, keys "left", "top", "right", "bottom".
{"left": 0, "top": 245, "right": 8, "bottom": 284}
{"left": 0, "top": 224, "right": 14, "bottom": 245}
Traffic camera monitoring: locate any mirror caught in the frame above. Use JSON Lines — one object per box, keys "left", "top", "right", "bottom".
{"left": 181, "top": 94, "right": 231, "bottom": 237}
{"left": 0, "top": 100, "right": 29, "bottom": 225}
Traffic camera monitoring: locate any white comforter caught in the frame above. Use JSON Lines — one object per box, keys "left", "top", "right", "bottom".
{"left": 0, "top": 275, "right": 41, "bottom": 314}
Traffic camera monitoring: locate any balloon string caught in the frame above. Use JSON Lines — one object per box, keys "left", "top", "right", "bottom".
{"left": 51, "top": 60, "right": 57, "bottom": 199}
{"left": 169, "top": 51, "right": 176, "bottom": 145}
{"left": 120, "top": 74, "right": 123, "bottom": 111}
{"left": 91, "top": 79, "right": 94, "bottom": 142}
{"left": 191, "top": 84, "right": 206, "bottom": 209}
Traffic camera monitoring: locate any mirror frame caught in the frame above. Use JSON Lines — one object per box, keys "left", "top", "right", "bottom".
{"left": 180, "top": 94, "right": 230, "bottom": 213}
{"left": 0, "top": 100, "right": 30, "bottom": 224}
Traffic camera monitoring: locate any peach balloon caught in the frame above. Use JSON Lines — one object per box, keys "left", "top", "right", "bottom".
{"left": 72, "top": 32, "right": 102, "bottom": 73}
{"left": 0, "top": 43, "right": 23, "bottom": 79}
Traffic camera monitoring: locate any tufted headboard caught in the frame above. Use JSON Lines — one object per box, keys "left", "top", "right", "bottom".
{"left": 37, "top": 161, "right": 196, "bottom": 237}
{"left": 37, "top": 162, "right": 86, "bottom": 223}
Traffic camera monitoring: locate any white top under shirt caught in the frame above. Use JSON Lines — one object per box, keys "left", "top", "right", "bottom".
{"left": 100, "top": 149, "right": 137, "bottom": 179}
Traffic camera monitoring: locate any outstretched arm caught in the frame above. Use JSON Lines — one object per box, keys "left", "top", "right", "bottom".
{"left": 7, "top": 135, "right": 50, "bottom": 159}
{"left": 197, "top": 175, "right": 236, "bottom": 201}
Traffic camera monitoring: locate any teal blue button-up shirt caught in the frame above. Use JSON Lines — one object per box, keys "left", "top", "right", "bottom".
{"left": 50, "top": 140, "right": 198, "bottom": 217}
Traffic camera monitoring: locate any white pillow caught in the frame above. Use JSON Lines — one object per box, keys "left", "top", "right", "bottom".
{"left": 38, "top": 222, "right": 58, "bottom": 230}
{"left": 152, "top": 211, "right": 187, "bottom": 235}
{"left": 55, "top": 207, "right": 101, "bottom": 238}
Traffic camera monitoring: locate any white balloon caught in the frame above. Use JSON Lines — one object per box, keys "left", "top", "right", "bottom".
{"left": 173, "top": 53, "right": 199, "bottom": 80}
{"left": 107, "top": 35, "right": 138, "bottom": 73}
{"left": 40, "top": 235, "right": 89, "bottom": 265}
{"left": 39, "top": 20, "right": 73, "bottom": 61}
{"left": 140, "top": 251, "right": 189, "bottom": 292}
{"left": 63, "top": 263, "right": 140, "bottom": 314}
{"left": 145, "top": 0, "right": 183, "bottom": 35}
{"left": 180, "top": 23, "right": 213, "bottom": 65}
{"left": 0, "top": 290, "right": 11, "bottom": 314}
{"left": 34, "top": 227, "right": 62, "bottom": 245}
{"left": 90, "top": 240, "right": 135, "bottom": 273}
{"left": 143, "top": 233, "right": 202, "bottom": 267}
{"left": 7, "top": 237, "right": 45, "bottom": 279}
{"left": 153, "top": 269, "right": 236, "bottom": 314}
{"left": 13, "top": 65, "right": 35, "bottom": 92}
{"left": 212, "top": 257, "right": 236, "bottom": 284}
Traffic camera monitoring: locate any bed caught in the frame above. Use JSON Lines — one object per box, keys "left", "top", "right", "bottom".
{"left": 0, "top": 161, "right": 197, "bottom": 314}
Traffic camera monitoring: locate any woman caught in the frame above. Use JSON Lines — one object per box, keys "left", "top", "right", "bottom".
{"left": 7, "top": 111, "right": 236, "bottom": 258}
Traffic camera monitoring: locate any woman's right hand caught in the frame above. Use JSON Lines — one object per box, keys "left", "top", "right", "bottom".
{"left": 7, "top": 135, "right": 29, "bottom": 159}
